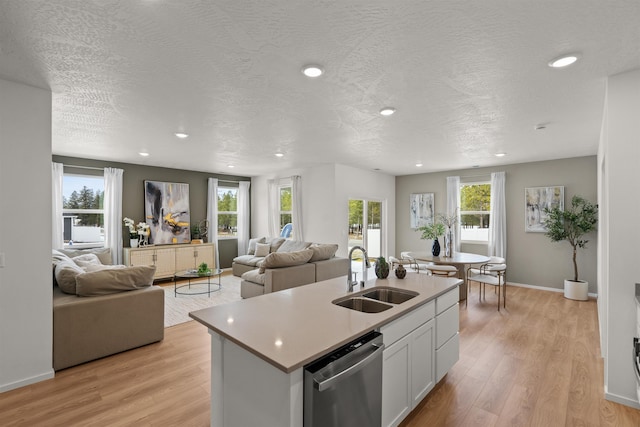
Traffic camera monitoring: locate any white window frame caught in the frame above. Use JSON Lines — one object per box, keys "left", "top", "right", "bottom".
{"left": 459, "top": 181, "right": 491, "bottom": 244}
{"left": 279, "top": 183, "right": 292, "bottom": 231}
{"left": 217, "top": 186, "right": 238, "bottom": 240}
{"left": 62, "top": 173, "right": 105, "bottom": 248}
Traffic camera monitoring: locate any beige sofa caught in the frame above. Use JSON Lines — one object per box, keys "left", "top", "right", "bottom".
{"left": 233, "top": 238, "right": 349, "bottom": 298}
{"left": 52, "top": 248, "right": 164, "bottom": 371}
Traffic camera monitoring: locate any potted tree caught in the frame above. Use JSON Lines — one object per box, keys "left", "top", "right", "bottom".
{"left": 543, "top": 195, "right": 598, "bottom": 300}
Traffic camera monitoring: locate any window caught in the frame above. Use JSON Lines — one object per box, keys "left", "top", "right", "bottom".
{"left": 279, "top": 185, "right": 292, "bottom": 236}
{"left": 217, "top": 187, "right": 238, "bottom": 238}
{"left": 460, "top": 182, "right": 491, "bottom": 242}
{"left": 348, "top": 199, "right": 383, "bottom": 258}
{"left": 62, "top": 174, "right": 104, "bottom": 248}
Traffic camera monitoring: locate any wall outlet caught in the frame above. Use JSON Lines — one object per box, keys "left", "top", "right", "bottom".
{"left": 0, "top": 252, "right": 4, "bottom": 268}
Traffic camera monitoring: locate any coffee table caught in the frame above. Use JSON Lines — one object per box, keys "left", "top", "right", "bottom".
{"left": 174, "top": 269, "right": 223, "bottom": 297}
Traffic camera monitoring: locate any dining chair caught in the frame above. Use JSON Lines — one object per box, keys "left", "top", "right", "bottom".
{"left": 466, "top": 262, "right": 507, "bottom": 310}
{"left": 389, "top": 252, "right": 434, "bottom": 274}
{"left": 425, "top": 264, "right": 458, "bottom": 277}
{"left": 466, "top": 256, "right": 505, "bottom": 296}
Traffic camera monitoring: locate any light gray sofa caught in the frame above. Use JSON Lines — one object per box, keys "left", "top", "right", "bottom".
{"left": 233, "top": 238, "right": 349, "bottom": 299}
{"left": 52, "top": 248, "right": 164, "bottom": 371}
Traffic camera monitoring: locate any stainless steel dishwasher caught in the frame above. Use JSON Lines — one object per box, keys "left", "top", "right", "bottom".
{"left": 303, "top": 330, "right": 384, "bottom": 427}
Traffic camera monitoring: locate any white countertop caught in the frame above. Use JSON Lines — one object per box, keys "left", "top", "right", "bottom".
{"left": 190, "top": 273, "right": 461, "bottom": 373}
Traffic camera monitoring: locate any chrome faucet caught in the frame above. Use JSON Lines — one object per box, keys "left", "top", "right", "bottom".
{"left": 347, "top": 246, "right": 371, "bottom": 292}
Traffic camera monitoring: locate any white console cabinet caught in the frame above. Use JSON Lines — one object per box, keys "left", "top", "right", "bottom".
{"left": 123, "top": 243, "right": 215, "bottom": 280}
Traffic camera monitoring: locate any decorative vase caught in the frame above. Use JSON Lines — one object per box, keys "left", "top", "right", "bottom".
{"left": 444, "top": 229, "right": 453, "bottom": 257}
{"left": 375, "top": 261, "right": 390, "bottom": 279}
{"left": 432, "top": 238, "right": 441, "bottom": 256}
{"left": 395, "top": 264, "right": 406, "bottom": 279}
{"left": 130, "top": 238, "right": 139, "bottom": 248}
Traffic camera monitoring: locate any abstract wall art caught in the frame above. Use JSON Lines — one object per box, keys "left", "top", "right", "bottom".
{"left": 144, "top": 180, "right": 190, "bottom": 244}
{"left": 410, "top": 193, "right": 435, "bottom": 229}
{"left": 524, "top": 185, "right": 564, "bottom": 232}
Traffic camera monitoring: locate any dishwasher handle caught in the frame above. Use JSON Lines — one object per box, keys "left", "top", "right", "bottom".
{"left": 314, "top": 343, "right": 384, "bottom": 392}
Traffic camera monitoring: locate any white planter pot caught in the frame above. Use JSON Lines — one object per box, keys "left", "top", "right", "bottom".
{"left": 130, "top": 239, "right": 139, "bottom": 248}
{"left": 564, "top": 279, "right": 588, "bottom": 301}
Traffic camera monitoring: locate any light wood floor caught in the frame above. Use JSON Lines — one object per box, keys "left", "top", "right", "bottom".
{"left": 1, "top": 286, "right": 639, "bottom": 426}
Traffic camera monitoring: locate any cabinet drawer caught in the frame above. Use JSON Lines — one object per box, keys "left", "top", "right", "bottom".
{"left": 436, "top": 287, "right": 458, "bottom": 314}
{"left": 436, "top": 303, "right": 459, "bottom": 349}
{"left": 435, "top": 332, "right": 459, "bottom": 382}
{"left": 381, "top": 301, "right": 435, "bottom": 347}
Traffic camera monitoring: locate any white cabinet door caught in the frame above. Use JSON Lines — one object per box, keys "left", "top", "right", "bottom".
{"left": 127, "top": 248, "right": 154, "bottom": 267}
{"left": 382, "top": 333, "right": 412, "bottom": 427}
{"left": 175, "top": 246, "right": 196, "bottom": 271}
{"left": 411, "top": 319, "right": 435, "bottom": 406}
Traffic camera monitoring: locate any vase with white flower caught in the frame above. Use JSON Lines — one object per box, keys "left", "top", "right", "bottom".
{"left": 123, "top": 217, "right": 139, "bottom": 248}
{"left": 439, "top": 211, "right": 459, "bottom": 257}
{"left": 137, "top": 222, "right": 150, "bottom": 246}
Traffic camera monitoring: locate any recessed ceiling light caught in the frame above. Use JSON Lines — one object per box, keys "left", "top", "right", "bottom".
{"left": 175, "top": 132, "right": 189, "bottom": 139}
{"left": 227, "top": 164, "right": 235, "bottom": 168}
{"left": 380, "top": 107, "right": 396, "bottom": 116}
{"left": 302, "top": 65, "right": 323, "bottom": 78}
{"left": 535, "top": 124, "right": 547, "bottom": 130}
{"left": 138, "top": 152, "right": 149, "bottom": 157}
{"left": 495, "top": 153, "right": 506, "bottom": 157}
{"left": 416, "top": 163, "right": 423, "bottom": 167}
{"left": 548, "top": 53, "right": 581, "bottom": 68}
{"left": 275, "top": 153, "right": 284, "bottom": 158}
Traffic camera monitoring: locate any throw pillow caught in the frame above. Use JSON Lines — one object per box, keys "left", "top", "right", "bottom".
{"left": 75, "top": 265, "right": 156, "bottom": 297}
{"left": 266, "top": 237, "right": 286, "bottom": 252}
{"left": 309, "top": 244, "right": 339, "bottom": 262}
{"left": 54, "top": 260, "right": 85, "bottom": 294}
{"left": 259, "top": 248, "right": 314, "bottom": 273}
{"left": 59, "top": 247, "right": 113, "bottom": 265}
{"left": 276, "top": 240, "right": 312, "bottom": 253}
{"left": 254, "top": 243, "right": 271, "bottom": 257}
{"left": 83, "top": 264, "right": 127, "bottom": 273}
{"left": 72, "top": 253, "right": 102, "bottom": 268}
{"left": 247, "top": 237, "right": 266, "bottom": 255}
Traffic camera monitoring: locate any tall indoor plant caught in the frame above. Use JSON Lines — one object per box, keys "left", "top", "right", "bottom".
{"left": 543, "top": 195, "right": 598, "bottom": 300}
{"left": 417, "top": 221, "right": 446, "bottom": 256}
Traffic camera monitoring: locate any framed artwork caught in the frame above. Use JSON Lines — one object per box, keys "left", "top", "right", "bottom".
{"left": 144, "top": 180, "right": 190, "bottom": 244}
{"left": 410, "top": 193, "right": 434, "bottom": 228}
{"left": 524, "top": 186, "right": 564, "bottom": 233}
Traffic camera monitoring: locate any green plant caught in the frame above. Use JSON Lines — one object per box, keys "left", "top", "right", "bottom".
{"left": 543, "top": 195, "right": 598, "bottom": 282}
{"left": 191, "top": 224, "right": 201, "bottom": 238}
{"left": 197, "top": 262, "right": 209, "bottom": 276}
{"left": 417, "top": 222, "right": 446, "bottom": 240}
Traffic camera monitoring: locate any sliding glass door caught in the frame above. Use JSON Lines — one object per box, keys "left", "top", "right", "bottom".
{"left": 348, "top": 199, "right": 383, "bottom": 258}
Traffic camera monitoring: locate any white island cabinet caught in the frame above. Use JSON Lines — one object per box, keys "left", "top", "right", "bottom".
{"left": 190, "top": 274, "right": 461, "bottom": 427}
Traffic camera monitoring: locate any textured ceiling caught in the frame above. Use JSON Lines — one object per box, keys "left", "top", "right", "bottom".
{"left": 1, "top": 1, "right": 639, "bottom": 176}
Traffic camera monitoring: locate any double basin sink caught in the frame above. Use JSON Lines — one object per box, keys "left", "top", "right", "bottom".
{"left": 333, "top": 287, "right": 418, "bottom": 313}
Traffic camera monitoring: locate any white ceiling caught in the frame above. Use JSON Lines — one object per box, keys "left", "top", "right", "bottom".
{"left": 1, "top": 1, "right": 639, "bottom": 177}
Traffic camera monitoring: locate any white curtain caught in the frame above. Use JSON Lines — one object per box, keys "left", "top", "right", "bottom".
{"left": 267, "top": 179, "right": 280, "bottom": 237}
{"left": 446, "top": 176, "right": 461, "bottom": 251}
{"left": 207, "top": 178, "right": 220, "bottom": 269}
{"left": 489, "top": 171, "right": 507, "bottom": 258}
{"left": 104, "top": 167, "right": 124, "bottom": 265}
{"left": 291, "top": 175, "right": 303, "bottom": 241}
{"left": 237, "top": 181, "right": 251, "bottom": 255}
{"left": 52, "top": 162, "right": 64, "bottom": 249}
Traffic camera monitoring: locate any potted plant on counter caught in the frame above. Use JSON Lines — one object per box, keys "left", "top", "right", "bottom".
{"left": 543, "top": 195, "right": 598, "bottom": 300}
{"left": 417, "top": 221, "right": 446, "bottom": 256}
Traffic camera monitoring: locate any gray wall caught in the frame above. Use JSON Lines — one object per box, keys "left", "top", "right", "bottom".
{"left": 52, "top": 155, "right": 250, "bottom": 269}
{"left": 396, "top": 156, "right": 598, "bottom": 292}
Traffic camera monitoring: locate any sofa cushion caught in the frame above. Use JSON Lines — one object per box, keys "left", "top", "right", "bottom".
{"left": 71, "top": 253, "right": 103, "bottom": 268}
{"left": 59, "top": 247, "right": 113, "bottom": 265}
{"left": 265, "top": 237, "right": 286, "bottom": 252}
{"left": 55, "top": 260, "right": 86, "bottom": 294}
{"left": 233, "top": 255, "right": 265, "bottom": 267}
{"left": 277, "top": 240, "right": 312, "bottom": 253}
{"left": 309, "top": 243, "right": 339, "bottom": 262}
{"left": 247, "top": 237, "right": 266, "bottom": 255}
{"left": 259, "top": 249, "right": 314, "bottom": 273}
{"left": 241, "top": 269, "right": 266, "bottom": 285}
{"left": 75, "top": 265, "right": 157, "bottom": 297}
{"left": 254, "top": 242, "right": 271, "bottom": 257}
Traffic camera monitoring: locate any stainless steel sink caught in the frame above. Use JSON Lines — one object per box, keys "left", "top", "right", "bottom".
{"left": 333, "top": 297, "right": 393, "bottom": 313}
{"left": 361, "top": 288, "right": 418, "bottom": 304}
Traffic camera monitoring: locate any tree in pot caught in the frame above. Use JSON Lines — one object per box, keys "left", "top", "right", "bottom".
{"left": 543, "top": 195, "right": 598, "bottom": 301}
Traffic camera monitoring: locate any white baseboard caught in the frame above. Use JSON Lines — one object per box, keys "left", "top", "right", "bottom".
{"left": 0, "top": 369, "right": 54, "bottom": 393}
{"left": 506, "top": 281, "right": 598, "bottom": 298}
{"left": 605, "top": 387, "right": 640, "bottom": 409}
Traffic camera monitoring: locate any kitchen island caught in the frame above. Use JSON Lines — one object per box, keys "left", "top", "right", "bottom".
{"left": 190, "top": 273, "right": 462, "bottom": 427}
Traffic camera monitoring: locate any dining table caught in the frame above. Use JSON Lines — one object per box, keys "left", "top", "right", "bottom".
{"left": 405, "top": 251, "right": 491, "bottom": 301}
